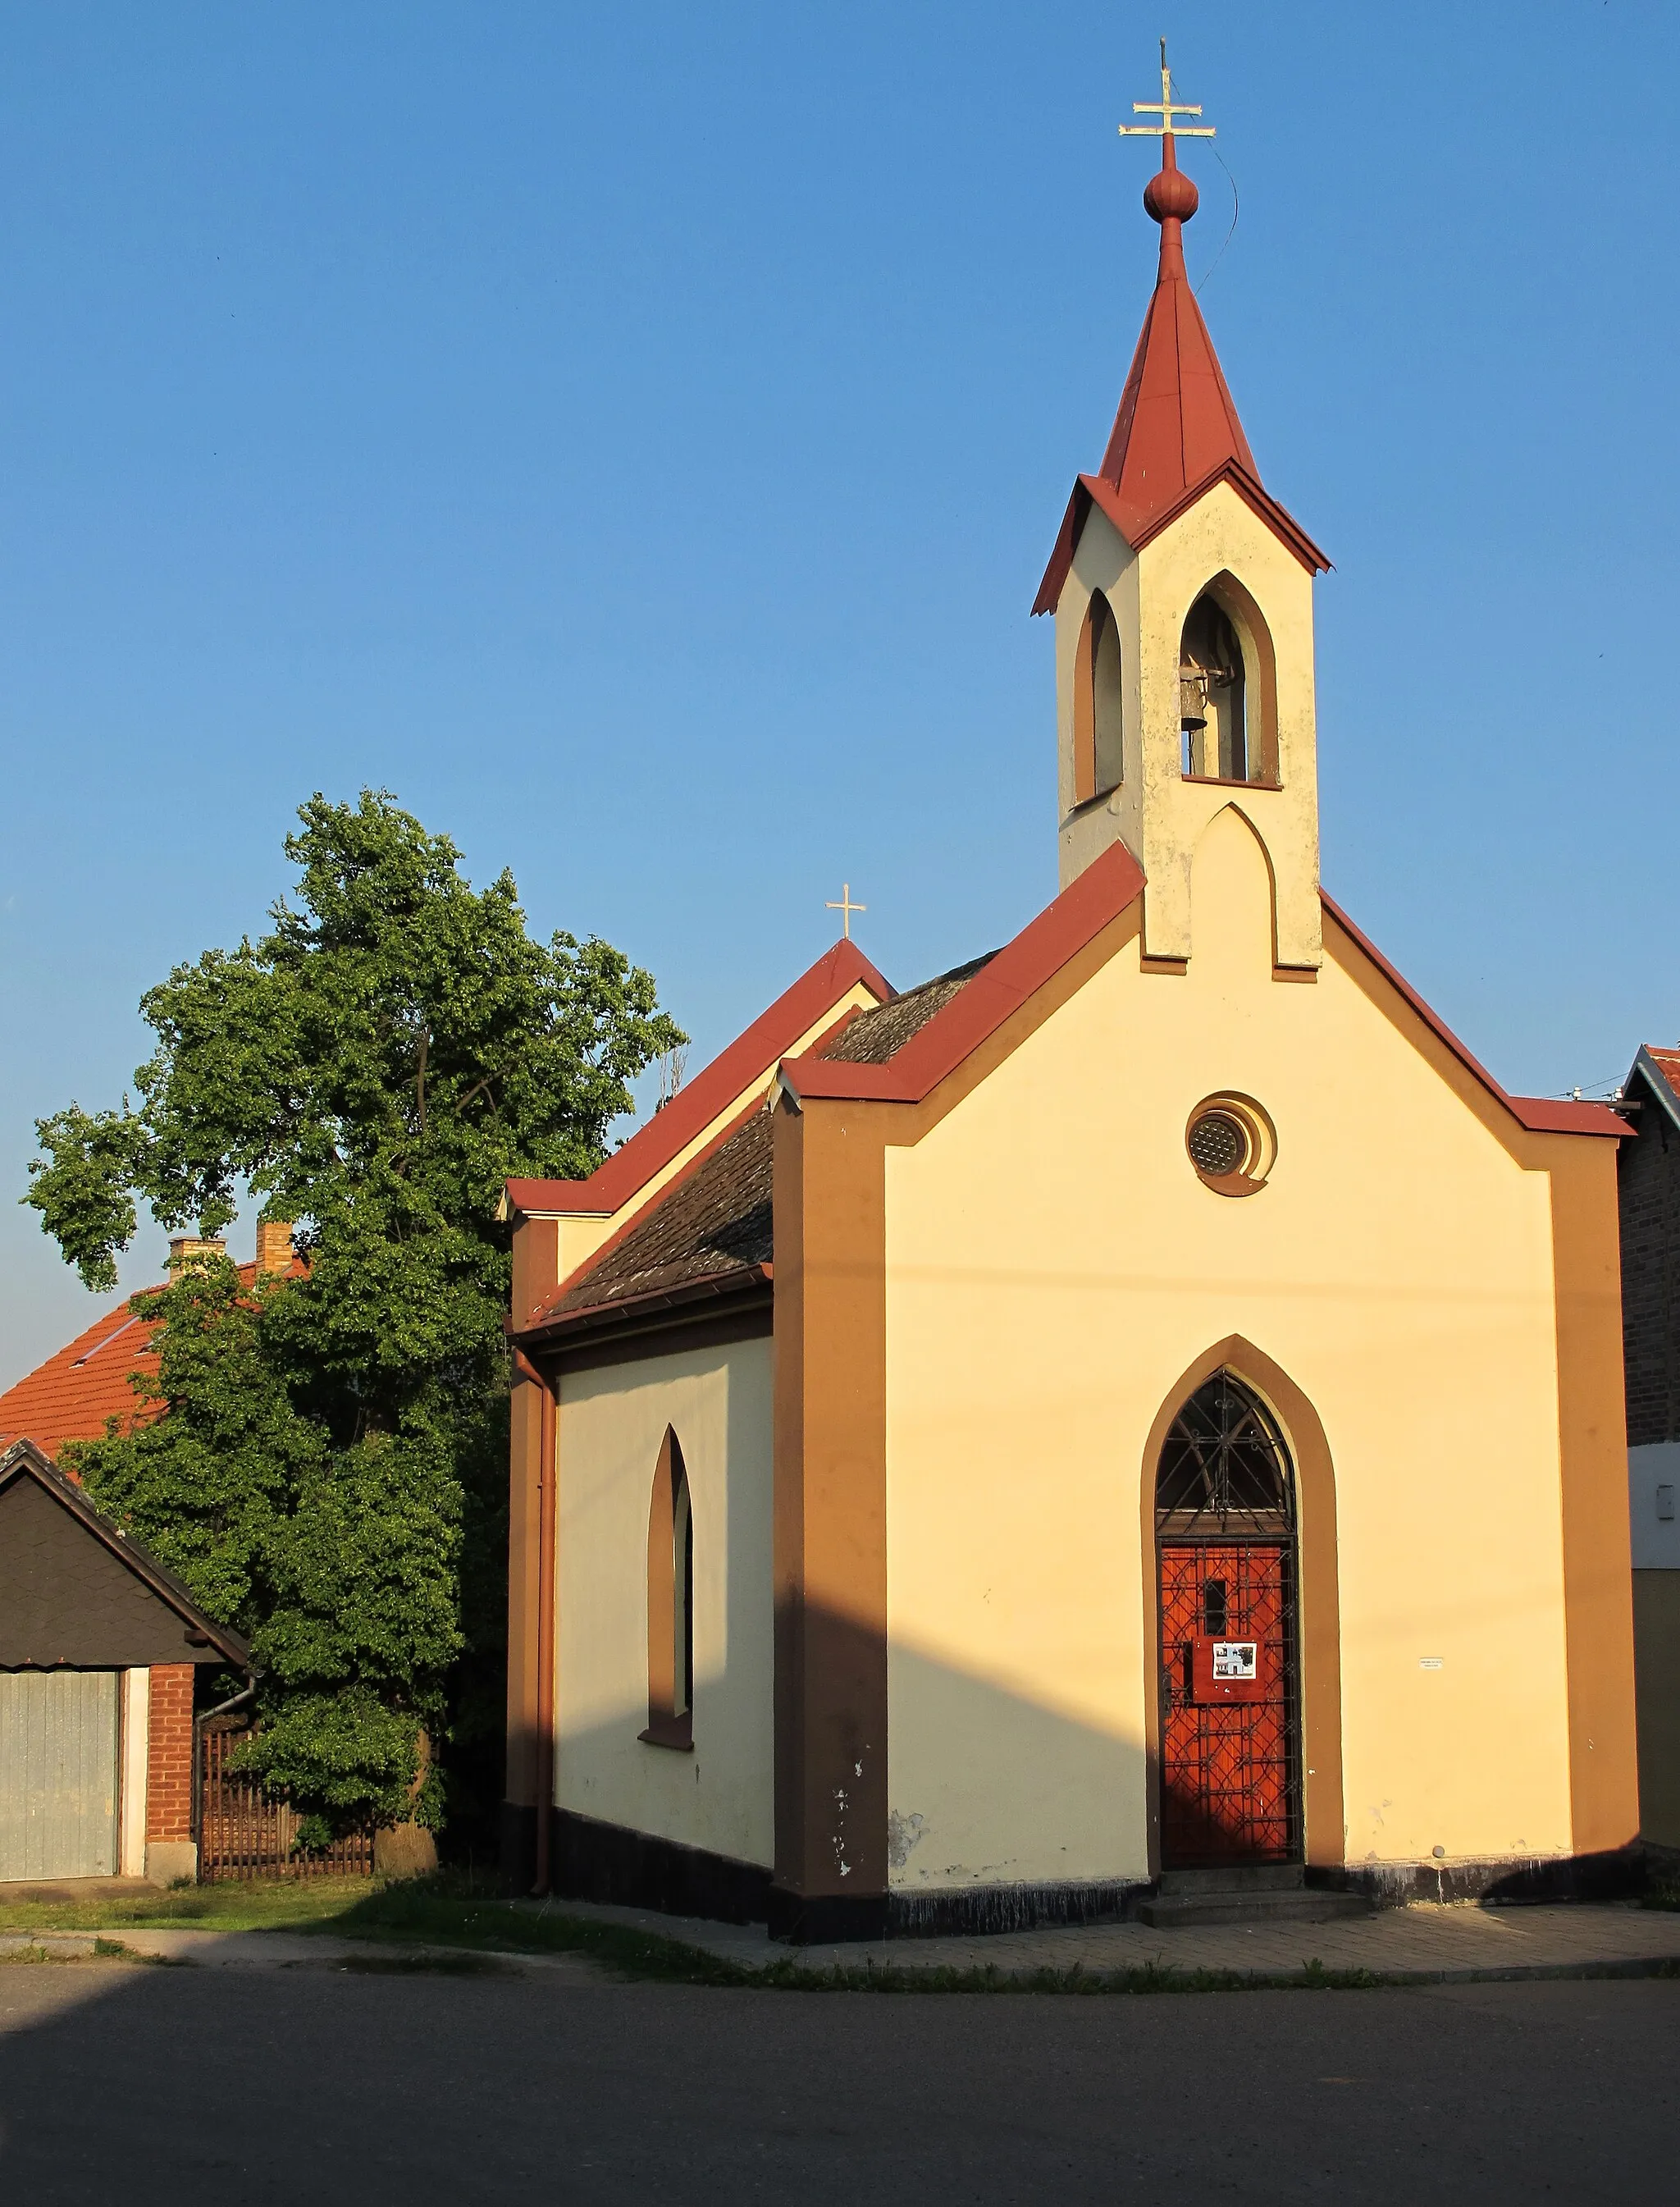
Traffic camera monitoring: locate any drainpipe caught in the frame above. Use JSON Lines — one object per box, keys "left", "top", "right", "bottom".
{"left": 198, "top": 1674, "right": 258, "bottom": 1728}
{"left": 532, "top": 1374, "right": 558, "bottom": 1895}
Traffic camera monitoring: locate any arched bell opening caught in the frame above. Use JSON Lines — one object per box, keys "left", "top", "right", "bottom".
{"left": 1178, "top": 575, "right": 1280, "bottom": 787}
{"left": 1072, "top": 589, "right": 1125, "bottom": 805}
{"left": 1178, "top": 592, "right": 1249, "bottom": 782}
{"left": 1153, "top": 1371, "right": 1303, "bottom": 1868}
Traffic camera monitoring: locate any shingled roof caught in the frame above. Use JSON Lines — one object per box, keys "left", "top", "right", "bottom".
{"left": 541, "top": 1107, "right": 774, "bottom": 1324}
{"left": 521, "top": 955, "right": 994, "bottom": 1340}
{"left": 819, "top": 955, "right": 996, "bottom": 1066}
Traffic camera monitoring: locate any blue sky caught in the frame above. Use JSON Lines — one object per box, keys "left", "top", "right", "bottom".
{"left": 2, "top": 2, "right": 1676, "bottom": 1386}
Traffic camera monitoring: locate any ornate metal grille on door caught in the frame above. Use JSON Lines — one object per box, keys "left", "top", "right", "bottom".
{"left": 1156, "top": 1372, "right": 1303, "bottom": 1867}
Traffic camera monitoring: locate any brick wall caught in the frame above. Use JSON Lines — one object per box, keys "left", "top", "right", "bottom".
{"left": 1619, "top": 1083, "right": 1680, "bottom": 1446}
{"left": 146, "top": 1663, "right": 196, "bottom": 1844}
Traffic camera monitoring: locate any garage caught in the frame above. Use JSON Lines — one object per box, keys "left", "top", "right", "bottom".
{"left": 0, "top": 1670, "right": 120, "bottom": 1880}
{"left": 0, "top": 1439, "right": 249, "bottom": 1885}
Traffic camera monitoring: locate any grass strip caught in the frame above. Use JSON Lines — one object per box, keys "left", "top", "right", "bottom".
{"left": 0, "top": 1876, "right": 379, "bottom": 1936}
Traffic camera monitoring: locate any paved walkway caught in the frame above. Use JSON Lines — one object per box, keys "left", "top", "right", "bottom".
{"left": 0, "top": 1927, "right": 599, "bottom": 1979}
{"left": 8, "top": 1899, "right": 1680, "bottom": 1986}
{"left": 522, "top": 1894, "right": 1680, "bottom": 1984}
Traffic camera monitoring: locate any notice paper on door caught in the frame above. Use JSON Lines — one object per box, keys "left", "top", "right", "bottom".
{"left": 1212, "top": 1641, "right": 1258, "bottom": 1680}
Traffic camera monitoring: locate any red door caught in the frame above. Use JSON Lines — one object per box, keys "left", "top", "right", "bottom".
{"left": 1158, "top": 1541, "right": 1297, "bottom": 1867}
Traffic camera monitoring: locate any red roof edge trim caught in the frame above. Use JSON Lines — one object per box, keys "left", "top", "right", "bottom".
{"left": 783, "top": 841, "right": 1147, "bottom": 1107}
{"left": 1323, "top": 894, "right": 1624, "bottom": 1140}
{"left": 1030, "top": 481, "right": 1093, "bottom": 617}
{"left": 1033, "top": 463, "right": 1330, "bottom": 615}
{"left": 504, "top": 939, "right": 892, "bottom": 1221}
{"left": 504, "top": 1180, "right": 611, "bottom": 1219}
{"left": 1112, "top": 464, "right": 1331, "bottom": 573}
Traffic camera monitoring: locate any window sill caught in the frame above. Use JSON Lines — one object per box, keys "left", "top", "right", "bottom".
{"left": 1180, "top": 773, "right": 1280, "bottom": 791}
{"left": 1067, "top": 784, "right": 1122, "bottom": 817}
{"left": 639, "top": 1715, "right": 694, "bottom": 1752}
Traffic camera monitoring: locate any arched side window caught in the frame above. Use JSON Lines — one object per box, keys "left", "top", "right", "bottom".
{"left": 1073, "top": 590, "right": 1125, "bottom": 806}
{"left": 1155, "top": 1371, "right": 1295, "bottom": 1539}
{"left": 641, "top": 1427, "right": 695, "bottom": 1750}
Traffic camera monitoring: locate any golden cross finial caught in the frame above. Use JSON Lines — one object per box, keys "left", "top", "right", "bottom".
{"left": 825, "top": 882, "right": 867, "bottom": 940}
{"left": 1117, "top": 36, "right": 1215, "bottom": 145}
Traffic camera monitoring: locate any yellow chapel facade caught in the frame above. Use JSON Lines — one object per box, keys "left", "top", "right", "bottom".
{"left": 500, "top": 129, "right": 1639, "bottom": 1940}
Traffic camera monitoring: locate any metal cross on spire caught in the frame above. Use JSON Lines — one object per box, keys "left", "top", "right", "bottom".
{"left": 1116, "top": 36, "right": 1215, "bottom": 147}
{"left": 825, "top": 883, "right": 867, "bottom": 940}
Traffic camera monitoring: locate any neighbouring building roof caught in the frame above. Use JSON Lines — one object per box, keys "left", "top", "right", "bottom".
{"left": 0, "top": 1255, "right": 301, "bottom": 1460}
{"left": 0, "top": 1436, "right": 251, "bottom": 1670}
{"left": 1627, "top": 1045, "right": 1680, "bottom": 1134}
{"left": 1032, "top": 137, "right": 1328, "bottom": 615}
{"left": 0, "top": 1296, "right": 165, "bottom": 1458}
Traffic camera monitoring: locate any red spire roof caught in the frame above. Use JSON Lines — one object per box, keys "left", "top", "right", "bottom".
{"left": 1034, "top": 138, "right": 1327, "bottom": 614}
{"left": 1097, "top": 141, "right": 1256, "bottom": 529}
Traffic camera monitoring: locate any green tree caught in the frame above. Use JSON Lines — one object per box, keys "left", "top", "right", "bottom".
{"left": 27, "top": 790, "right": 682, "bottom": 1837}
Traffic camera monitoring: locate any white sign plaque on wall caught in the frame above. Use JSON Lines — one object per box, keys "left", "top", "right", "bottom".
{"left": 1212, "top": 1641, "right": 1258, "bottom": 1681}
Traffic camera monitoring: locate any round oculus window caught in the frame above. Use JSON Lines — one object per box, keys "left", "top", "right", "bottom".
{"left": 1184, "top": 1093, "right": 1276, "bottom": 1195}
{"left": 1187, "top": 1108, "right": 1249, "bottom": 1179}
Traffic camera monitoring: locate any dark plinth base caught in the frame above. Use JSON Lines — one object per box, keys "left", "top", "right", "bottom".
{"left": 547, "top": 1807, "right": 772, "bottom": 1925}
{"left": 499, "top": 1800, "right": 539, "bottom": 1896}
{"left": 766, "top": 1886, "right": 890, "bottom": 1944}
{"left": 887, "top": 1879, "right": 1141, "bottom": 1939}
{"left": 1309, "top": 1844, "right": 1646, "bottom": 1908}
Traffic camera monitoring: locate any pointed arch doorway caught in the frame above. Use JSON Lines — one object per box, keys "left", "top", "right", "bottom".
{"left": 1155, "top": 1371, "right": 1303, "bottom": 1867}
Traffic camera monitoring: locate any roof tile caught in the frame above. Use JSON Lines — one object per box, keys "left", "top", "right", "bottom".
{"left": 0, "top": 1258, "right": 302, "bottom": 1460}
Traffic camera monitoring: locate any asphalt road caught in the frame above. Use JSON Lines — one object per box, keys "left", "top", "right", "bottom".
{"left": 0, "top": 1958, "right": 1674, "bottom": 2202}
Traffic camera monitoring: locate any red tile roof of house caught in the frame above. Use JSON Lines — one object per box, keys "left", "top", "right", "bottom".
{"left": 0, "top": 1257, "right": 301, "bottom": 1460}
{"left": 1639, "top": 1047, "right": 1680, "bottom": 1105}
{"left": 0, "top": 1295, "right": 164, "bottom": 1458}
{"left": 1033, "top": 139, "right": 1327, "bottom": 615}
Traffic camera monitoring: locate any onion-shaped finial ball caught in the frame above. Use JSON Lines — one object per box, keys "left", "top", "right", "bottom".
{"left": 1144, "top": 165, "right": 1199, "bottom": 224}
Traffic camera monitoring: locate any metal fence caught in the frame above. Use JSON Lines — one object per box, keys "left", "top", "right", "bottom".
{"left": 195, "top": 1716, "right": 373, "bottom": 1882}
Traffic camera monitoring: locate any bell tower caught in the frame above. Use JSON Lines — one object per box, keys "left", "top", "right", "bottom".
{"left": 1034, "top": 52, "right": 1331, "bottom": 971}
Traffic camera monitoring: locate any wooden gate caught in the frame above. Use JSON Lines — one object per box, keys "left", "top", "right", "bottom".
{"left": 1158, "top": 1541, "right": 1299, "bottom": 1867}
{"left": 196, "top": 1717, "right": 372, "bottom": 1881}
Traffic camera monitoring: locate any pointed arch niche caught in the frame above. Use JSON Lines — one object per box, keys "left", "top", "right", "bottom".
{"left": 1179, "top": 572, "right": 1280, "bottom": 788}
{"left": 641, "top": 1426, "right": 695, "bottom": 1751}
{"left": 1139, "top": 1339, "right": 1342, "bottom": 1876}
{"left": 1073, "top": 589, "right": 1125, "bottom": 806}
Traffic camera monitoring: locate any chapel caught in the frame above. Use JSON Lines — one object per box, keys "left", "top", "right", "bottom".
{"left": 500, "top": 92, "right": 1640, "bottom": 1940}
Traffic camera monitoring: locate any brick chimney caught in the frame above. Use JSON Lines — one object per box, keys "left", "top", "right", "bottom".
{"left": 167, "top": 1235, "right": 226, "bottom": 1278}
{"left": 254, "top": 1220, "right": 296, "bottom": 1277}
